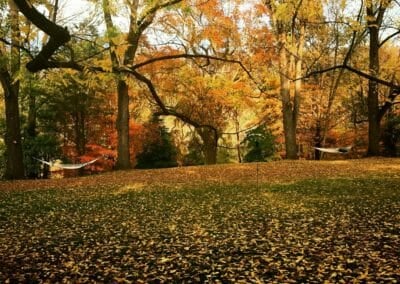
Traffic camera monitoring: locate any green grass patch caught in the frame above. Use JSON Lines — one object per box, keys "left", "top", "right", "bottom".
{"left": 0, "top": 177, "right": 399, "bottom": 282}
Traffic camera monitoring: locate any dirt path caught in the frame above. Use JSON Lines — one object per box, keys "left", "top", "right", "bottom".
{"left": 1, "top": 158, "right": 399, "bottom": 191}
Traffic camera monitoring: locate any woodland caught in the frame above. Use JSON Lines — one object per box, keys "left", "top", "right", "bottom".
{"left": 0, "top": 0, "right": 400, "bottom": 179}
{"left": 1, "top": 1, "right": 400, "bottom": 281}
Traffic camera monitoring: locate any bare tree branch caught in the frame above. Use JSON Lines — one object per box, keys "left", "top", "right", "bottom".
{"left": 137, "top": 0, "right": 183, "bottom": 27}
{"left": 302, "top": 64, "right": 400, "bottom": 92}
{"left": 0, "top": 37, "right": 33, "bottom": 58}
{"left": 379, "top": 30, "right": 400, "bottom": 47}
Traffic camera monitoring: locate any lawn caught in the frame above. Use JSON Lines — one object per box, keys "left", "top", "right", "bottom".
{"left": 0, "top": 158, "right": 399, "bottom": 283}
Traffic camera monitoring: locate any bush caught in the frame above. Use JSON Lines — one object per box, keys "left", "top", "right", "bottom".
{"left": 242, "top": 125, "right": 276, "bottom": 162}
{"left": 183, "top": 135, "right": 205, "bottom": 166}
{"left": 135, "top": 117, "right": 178, "bottom": 169}
{"left": 0, "top": 140, "right": 5, "bottom": 179}
{"left": 23, "top": 134, "right": 61, "bottom": 178}
{"left": 382, "top": 114, "right": 400, "bottom": 157}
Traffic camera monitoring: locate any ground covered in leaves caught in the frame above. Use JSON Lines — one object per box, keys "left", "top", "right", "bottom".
{"left": 0, "top": 158, "right": 399, "bottom": 283}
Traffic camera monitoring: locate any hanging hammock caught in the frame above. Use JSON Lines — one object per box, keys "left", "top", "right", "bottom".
{"left": 34, "top": 157, "right": 102, "bottom": 170}
{"left": 313, "top": 146, "right": 352, "bottom": 154}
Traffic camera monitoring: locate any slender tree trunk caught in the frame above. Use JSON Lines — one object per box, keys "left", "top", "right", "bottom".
{"left": 27, "top": 89, "right": 37, "bottom": 137}
{"left": 231, "top": 109, "right": 242, "bottom": 163}
{"left": 78, "top": 111, "right": 87, "bottom": 176}
{"left": 73, "top": 111, "right": 86, "bottom": 156}
{"left": 314, "top": 121, "right": 322, "bottom": 160}
{"left": 26, "top": 87, "right": 38, "bottom": 178}
{"left": 234, "top": 112, "right": 242, "bottom": 163}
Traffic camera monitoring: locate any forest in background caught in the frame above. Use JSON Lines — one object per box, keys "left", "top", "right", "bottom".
{"left": 0, "top": 0, "right": 399, "bottom": 179}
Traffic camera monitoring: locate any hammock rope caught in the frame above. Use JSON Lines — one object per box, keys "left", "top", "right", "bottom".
{"left": 34, "top": 157, "right": 102, "bottom": 170}
{"left": 313, "top": 146, "right": 352, "bottom": 154}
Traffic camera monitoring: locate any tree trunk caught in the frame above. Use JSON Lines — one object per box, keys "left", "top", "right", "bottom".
{"left": 367, "top": 21, "right": 381, "bottom": 156}
{"left": 279, "top": 32, "right": 298, "bottom": 159}
{"left": 1, "top": 0, "right": 24, "bottom": 179}
{"left": 1, "top": 76, "right": 25, "bottom": 179}
{"left": 73, "top": 111, "right": 86, "bottom": 156}
{"left": 282, "top": 97, "right": 298, "bottom": 159}
{"left": 198, "top": 128, "right": 218, "bottom": 165}
{"left": 235, "top": 114, "right": 242, "bottom": 163}
{"left": 115, "top": 80, "right": 131, "bottom": 169}
{"left": 27, "top": 90, "right": 37, "bottom": 137}
{"left": 314, "top": 121, "right": 322, "bottom": 160}
{"left": 231, "top": 109, "right": 242, "bottom": 163}
{"left": 102, "top": 0, "right": 136, "bottom": 170}
{"left": 72, "top": 109, "right": 86, "bottom": 176}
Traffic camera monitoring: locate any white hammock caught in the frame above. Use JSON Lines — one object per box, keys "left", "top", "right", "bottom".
{"left": 314, "top": 146, "right": 352, "bottom": 154}
{"left": 34, "top": 157, "right": 102, "bottom": 170}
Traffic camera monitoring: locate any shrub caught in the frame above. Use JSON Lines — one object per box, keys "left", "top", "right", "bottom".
{"left": 23, "top": 134, "right": 61, "bottom": 178}
{"left": 382, "top": 114, "right": 400, "bottom": 157}
{"left": 135, "top": 117, "right": 178, "bottom": 169}
{"left": 242, "top": 125, "right": 276, "bottom": 162}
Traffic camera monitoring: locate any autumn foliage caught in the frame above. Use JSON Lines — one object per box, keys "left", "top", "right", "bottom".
{"left": 1, "top": 0, "right": 399, "bottom": 178}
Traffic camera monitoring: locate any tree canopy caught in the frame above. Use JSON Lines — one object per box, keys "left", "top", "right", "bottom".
{"left": 1, "top": 0, "right": 400, "bottom": 179}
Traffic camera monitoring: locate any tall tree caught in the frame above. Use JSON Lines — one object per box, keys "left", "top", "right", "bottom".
{"left": 263, "top": 0, "right": 323, "bottom": 159}
{"left": 101, "top": 0, "right": 183, "bottom": 169}
{"left": 365, "top": 0, "right": 390, "bottom": 155}
{"left": 11, "top": 0, "right": 252, "bottom": 171}
{"left": 303, "top": 0, "right": 400, "bottom": 156}
{"left": 0, "top": 0, "right": 24, "bottom": 179}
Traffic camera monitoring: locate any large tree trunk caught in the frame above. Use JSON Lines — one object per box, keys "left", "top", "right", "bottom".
{"left": 365, "top": 2, "right": 391, "bottom": 156}
{"left": 1, "top": 75, "right": 25, "bottom": 179}
{"left": 115, "top": 80, "right": 131, "bottom": 169}
{"left": 102, "top": 0, "right": 130, "bottom": 169}
{"left": 279, "top": 33, "right": 298, "bottom": 159}
{"left": 281, "top": 83, "right": 298, "bottom": 159}
{"left": 102, "top": 0, "right": 140, "bottom": 170}
{"left": 1, "top": 0, "right": 24, "bottom": 179}
{"left": 197, "top": 128, "right": 218, "bottom": 165}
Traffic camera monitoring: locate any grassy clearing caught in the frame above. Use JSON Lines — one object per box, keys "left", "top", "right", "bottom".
{"left": 0, "top": 171, "right": 399, "bottom": 283}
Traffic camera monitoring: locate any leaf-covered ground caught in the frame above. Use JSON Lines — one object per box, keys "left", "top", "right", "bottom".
{"left": 0, "top": 158, "right": 399, "bottom": 283}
